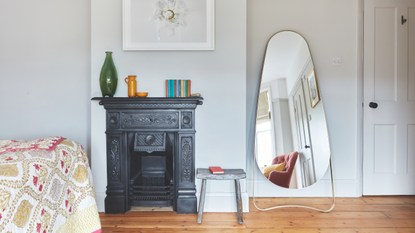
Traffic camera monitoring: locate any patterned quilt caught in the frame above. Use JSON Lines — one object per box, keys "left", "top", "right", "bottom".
{"left": 0, "top": 137, "right": 101, "bottom": 233}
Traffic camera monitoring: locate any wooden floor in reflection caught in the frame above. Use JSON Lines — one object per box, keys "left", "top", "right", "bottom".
{"left": 99, "top": 196, "right": 415, "bottom": 233}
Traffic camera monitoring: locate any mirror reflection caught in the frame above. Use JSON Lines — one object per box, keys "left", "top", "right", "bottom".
{"left": 255, "top": 31, "right": 330, "bottom": 189}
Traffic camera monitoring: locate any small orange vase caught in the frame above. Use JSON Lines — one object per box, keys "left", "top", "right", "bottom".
{"left": 125, "top": 75, "right": 137, "bottom": 97}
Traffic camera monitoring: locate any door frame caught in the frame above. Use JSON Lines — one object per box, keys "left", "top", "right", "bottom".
{"left": 357, "top": 0, "right": 365, "bottom": 196}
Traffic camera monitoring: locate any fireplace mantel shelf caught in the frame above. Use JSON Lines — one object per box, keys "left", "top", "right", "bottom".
{"left": 92, "top": 97, "right": 203, "bottom": 108}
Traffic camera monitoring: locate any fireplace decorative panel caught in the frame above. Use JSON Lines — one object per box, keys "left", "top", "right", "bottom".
{"left": 92, "top": 97, "right": 203, "bottom": 214}
{"left": 134, "top": 132, "right": 166, "bottom": 153}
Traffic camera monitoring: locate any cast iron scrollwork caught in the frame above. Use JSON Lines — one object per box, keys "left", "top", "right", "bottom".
{"left": 182, "top": 138, "right": 192, "bottom": 181}
{"left": 123, "top": 112, "right": 179, "bottom": 128}
{"left": 110, "top": 139, "right": 120, "bottom": 181}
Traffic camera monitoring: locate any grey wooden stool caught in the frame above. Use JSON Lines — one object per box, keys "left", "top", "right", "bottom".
{"left": 196, "top": 168, "right": 246, "bottom": 224}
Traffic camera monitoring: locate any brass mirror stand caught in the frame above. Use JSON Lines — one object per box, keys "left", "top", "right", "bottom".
{"left": 252, "top": 154, "right": 335, "bottom": 212}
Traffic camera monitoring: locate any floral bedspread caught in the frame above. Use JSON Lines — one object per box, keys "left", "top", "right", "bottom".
{"left": 0, "top": 137, "right": 101, "bottom": 233}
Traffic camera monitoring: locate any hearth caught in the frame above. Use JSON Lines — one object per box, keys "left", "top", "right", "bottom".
{"left": 92, "top": 97, "right": 203, "bottom": 214}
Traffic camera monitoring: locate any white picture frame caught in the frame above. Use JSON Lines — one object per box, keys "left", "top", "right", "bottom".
{"left": 123, "top": 0, "right": 215, "bottom": 51}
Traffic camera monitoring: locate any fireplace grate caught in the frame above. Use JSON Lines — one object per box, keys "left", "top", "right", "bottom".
{"left": 134, "top": 196, "right": 170, "bottom": 200}
{"left": 131, "top": 199, "right": 173, "bottom": 207}
{"left": 129, "top": 185, "right": 174, "bottom": 207}
{"left": 129, "top": 182, "right": 174, "bottom": 207}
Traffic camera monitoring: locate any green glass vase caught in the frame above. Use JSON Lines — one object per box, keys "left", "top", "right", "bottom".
{"left": 100, "top": 51, "right": 118, "bottom": 97}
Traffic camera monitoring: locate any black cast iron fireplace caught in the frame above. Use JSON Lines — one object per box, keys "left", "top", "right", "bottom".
{"left": 92, "top": 97, "right": 203, "bottom": 214}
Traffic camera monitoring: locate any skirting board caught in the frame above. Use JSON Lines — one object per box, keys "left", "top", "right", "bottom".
{"left": 96, "top": 192, "right": 106, "bottom": 212}
{"left": 95, "top": 192, "right": 250, "bottom": 213}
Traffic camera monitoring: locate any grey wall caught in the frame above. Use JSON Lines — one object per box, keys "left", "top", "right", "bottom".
{"left": 0, "top": 0, "right": 91, "bottom": 155}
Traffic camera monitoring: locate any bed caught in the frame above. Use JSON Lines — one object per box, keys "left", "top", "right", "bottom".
{"left": 0, "top": 136, "right": 101, "bottom": 233}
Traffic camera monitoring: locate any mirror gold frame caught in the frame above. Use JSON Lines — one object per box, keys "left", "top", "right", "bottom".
{"left": 252, "top": 30, "right": 335, "bottom": 212}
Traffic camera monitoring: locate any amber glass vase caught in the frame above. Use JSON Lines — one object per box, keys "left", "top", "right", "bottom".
{"left": 100, "top": 51, "right": 118, "bottom": 97}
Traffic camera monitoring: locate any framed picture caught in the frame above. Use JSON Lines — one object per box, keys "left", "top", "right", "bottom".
{"left": 122, "top": 0, "right": 215, "bottom": 50}
{"left": 307, "top": 69, "right": 320, "bottom": 108}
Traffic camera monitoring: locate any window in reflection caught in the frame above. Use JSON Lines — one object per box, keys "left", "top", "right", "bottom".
{"left": 256, "top": 90, "right": 276, "bottom": 172}
{"left": 256, "top": 122, "right": 272, "bottom": 171}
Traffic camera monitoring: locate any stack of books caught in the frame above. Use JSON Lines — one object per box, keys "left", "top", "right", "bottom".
{"left": 166, "top": 79, "right": 191, "bottom": 97}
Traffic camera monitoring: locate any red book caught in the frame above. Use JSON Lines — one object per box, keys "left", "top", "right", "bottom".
{"left": 188, "top": 80, "right": 191, "bottom": 97}
{"left": 209, "top": 166, "right": 224, "bottom": 174}
{"left": 165, "top": 80, "right": 168, "bottom": 97}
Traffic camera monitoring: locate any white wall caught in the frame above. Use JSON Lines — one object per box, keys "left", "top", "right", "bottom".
{"left": 247, "top": 0, "right": 363, "bottom": 198}
{"left": 0, "top": 0, "right": 91, "bottom": 154}
{"left": 91, "top": 0, "right": 248, "bottom": 212}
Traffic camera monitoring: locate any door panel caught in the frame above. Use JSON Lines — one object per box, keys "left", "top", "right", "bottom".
{"left": 374, "top": 7, "right": 396, "bottom": 101}
{"left": 373, "top": 125, "right": 396, "bottom": 173}
{"left": 364, "top": 0, "right": 415, "bottom": 195}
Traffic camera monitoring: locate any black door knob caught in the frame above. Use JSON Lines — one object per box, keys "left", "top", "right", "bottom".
{"left": 369, "top": 102, "right": 378, "bottom": 109}
{"left": 305, "top": 145, "right": 310, "bottom": 149}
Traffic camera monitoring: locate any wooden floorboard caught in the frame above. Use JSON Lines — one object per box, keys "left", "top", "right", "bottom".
{"left": 99, "top": 196, "right": 415, "bottom": 233}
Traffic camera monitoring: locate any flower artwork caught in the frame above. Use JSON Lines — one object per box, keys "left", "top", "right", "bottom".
{"left": 150, "top": 0, "right": 189, "bottom": 36}
{"left": 123, "top": 0, "right": 214, "bottom": 50}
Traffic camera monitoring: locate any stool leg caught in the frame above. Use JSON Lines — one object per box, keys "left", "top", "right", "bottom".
{"left": 234, "top": 179, "right": 243, "bottom": 224}
{"left": 197, "top": 179, "right": 207, "bottom": 224}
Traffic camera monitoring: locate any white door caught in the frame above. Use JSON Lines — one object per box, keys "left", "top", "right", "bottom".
{"left": 363, "top": 0, "right": 415, "bottom": 195}
{"left": 293, "top": 81, "right": 315, "bottom": 188}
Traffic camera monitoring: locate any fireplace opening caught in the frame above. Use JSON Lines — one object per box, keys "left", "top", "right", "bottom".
{"left": 128, "top": 132, "right": 175, "bottom": 208}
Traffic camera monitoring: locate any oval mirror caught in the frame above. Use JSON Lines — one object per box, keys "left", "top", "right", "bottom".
{"left": 255, "top": 30, "right": 331, "bottom": 189}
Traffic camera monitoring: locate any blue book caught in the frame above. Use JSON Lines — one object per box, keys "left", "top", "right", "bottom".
{"left": 167, "top": 80, "right": 170, "bottom": 97}
{"left": 176, "top": 79, "right": 179, "bottom": 97}
{"left": 170, "top": 79, "right": 174, "bottom": 97}
{"left": 177, "top": 79, "right": 180, "bottom": 97}
{"left": 170, "top": 80, "right": 174, "bottom": 97}
{"left": 166, "top": 79, "right": 170, "bottom": 97}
